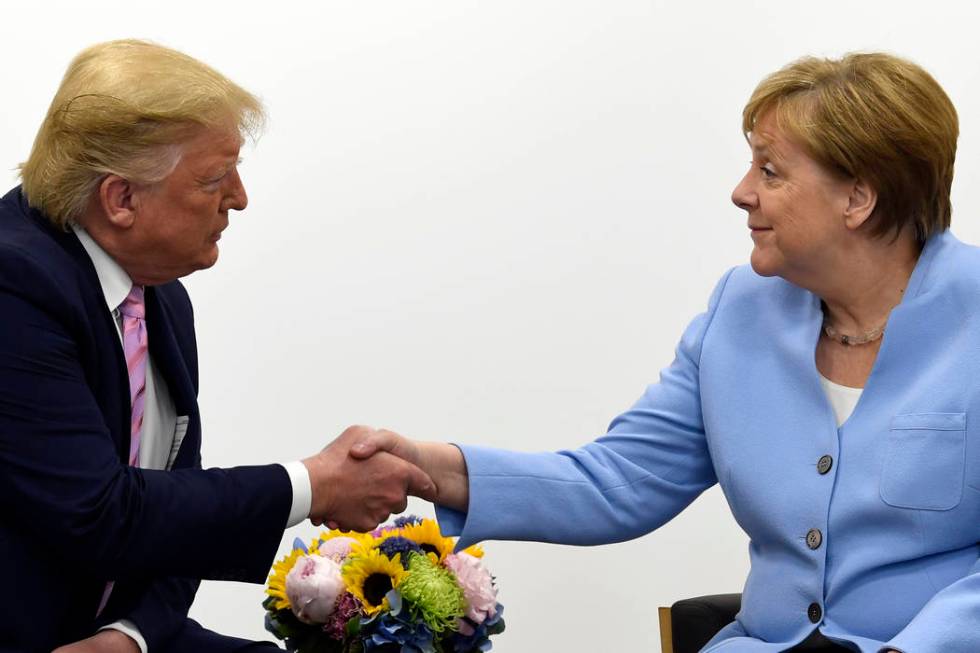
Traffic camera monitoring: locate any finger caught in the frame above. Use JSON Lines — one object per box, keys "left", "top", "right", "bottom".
{"left": 339, "top": 424, "right": 375, "bottom": 442}
{"left": 405, "top": 463, "right": 438, "bottom": 502}
{"left": 393, "top": 495, "right": 408, "bottom": 515}
{"left": 350, "top": 428, "right": 401, "bottom": 459}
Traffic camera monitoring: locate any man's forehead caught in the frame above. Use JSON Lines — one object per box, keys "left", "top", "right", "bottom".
{"left": 183, "top": 131, "right": 242, "bottom": 161}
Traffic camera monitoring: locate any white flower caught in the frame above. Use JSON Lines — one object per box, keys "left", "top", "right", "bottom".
{"left": 285, "top": 554, "right": 345, "bottom": 624}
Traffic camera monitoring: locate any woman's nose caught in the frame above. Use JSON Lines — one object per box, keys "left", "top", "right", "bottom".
{"left": 731, "top": 170, "right": 757, "bottom": 211}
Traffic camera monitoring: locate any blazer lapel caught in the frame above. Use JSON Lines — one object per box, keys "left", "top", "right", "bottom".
{"left": 145, "top": 286, "right": 200, "bottom": 468}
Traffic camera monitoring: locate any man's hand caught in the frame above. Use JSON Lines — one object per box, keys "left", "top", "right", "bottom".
{"left": 52, "top": 630, "right": 140, "bottom": 653}
{"left": 348, "top": 428, "right": 470, "bottom": 512}
{"left": 304, "top": 425, "right": 437, "bottom": 531}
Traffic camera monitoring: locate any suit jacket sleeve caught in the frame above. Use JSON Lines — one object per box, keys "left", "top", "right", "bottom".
{"left": 0, "top": 255, "right": 292, "bottom": 585}
{"left": 103, "top": 472, "right": 202, "bottom": 651}
{"left": 437, "top": 269, "right": 734, "bottom": 549}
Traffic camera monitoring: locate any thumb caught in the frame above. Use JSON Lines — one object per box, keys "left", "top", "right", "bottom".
{"left": 349, "top": 429, "right": 400, "bottom": 459}
{"left": 405, "top": 464, "right": 439, "bottom": 503}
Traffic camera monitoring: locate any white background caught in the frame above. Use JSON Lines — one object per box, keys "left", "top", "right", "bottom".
{"left": 4, "top": 1, "right": 980, "bottom": 649}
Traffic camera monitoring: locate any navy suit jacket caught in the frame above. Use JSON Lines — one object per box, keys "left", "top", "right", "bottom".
{"left": 0, "top": 187, "right": 293, "bottom": 651}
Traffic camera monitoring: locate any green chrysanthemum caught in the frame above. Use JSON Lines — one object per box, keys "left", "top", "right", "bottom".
{"left": 398, "top": 553, "right": 466, "bottom": 633}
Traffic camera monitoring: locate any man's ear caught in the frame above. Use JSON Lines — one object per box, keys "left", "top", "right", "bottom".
{"left": 843, "top": 178, "right": 878, "bottom": 231}
{"left": 98, "top": 174, "right": 139, "bottom": 229}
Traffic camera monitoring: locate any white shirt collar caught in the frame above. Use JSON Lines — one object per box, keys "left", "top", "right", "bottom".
{"left": 70, "top": 224, "right": 134, "bottom": 312}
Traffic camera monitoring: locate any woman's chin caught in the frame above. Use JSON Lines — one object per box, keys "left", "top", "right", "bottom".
{"left": 749, "top": 250, "right": 781, "bottom": 278}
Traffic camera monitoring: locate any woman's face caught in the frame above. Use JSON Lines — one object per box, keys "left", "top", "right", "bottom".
{"left": 731, "top": 111, "right": 856, "bottom": 283}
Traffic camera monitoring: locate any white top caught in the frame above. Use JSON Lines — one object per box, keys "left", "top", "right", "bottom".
{"left": 72, "top": 225, "right": 311, "bottom": 651}
{"left": 819, "top": 373, "right": 864, "bottom": 427}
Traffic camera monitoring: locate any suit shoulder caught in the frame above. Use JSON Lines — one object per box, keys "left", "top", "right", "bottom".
{"left": 911, "top": 231, "right": 980, "bottom": 302}
{"left": 0, "top": 192, "right": 85, "bottom": 306}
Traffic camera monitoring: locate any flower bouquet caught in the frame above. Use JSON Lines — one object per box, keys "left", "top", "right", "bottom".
{"left": 263, "top": 516, "right": 505, "bottom": 653}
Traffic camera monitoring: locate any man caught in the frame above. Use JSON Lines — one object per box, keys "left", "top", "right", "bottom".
{"left": 0, "top": 40, "right": 434, "bottom": 652}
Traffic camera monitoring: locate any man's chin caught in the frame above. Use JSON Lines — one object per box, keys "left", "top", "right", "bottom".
{"left": 199, "top": 246, "right": 221, "bottom": 270}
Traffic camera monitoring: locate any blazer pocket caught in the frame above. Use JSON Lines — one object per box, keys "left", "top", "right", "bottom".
{"left": 880, "top": 412, "right": 966, "bottom": 511}
{"left": 167, "top": 415, "right": 190, "bottom": 470}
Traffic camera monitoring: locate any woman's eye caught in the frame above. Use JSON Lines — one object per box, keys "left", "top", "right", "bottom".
{"left": 760, "top": 165, "right": 776, "bottom": 179}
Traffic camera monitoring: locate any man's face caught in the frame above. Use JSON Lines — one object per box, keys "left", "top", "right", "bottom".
{"left": 129, "top": 126, "right": 246, "bottom": 282}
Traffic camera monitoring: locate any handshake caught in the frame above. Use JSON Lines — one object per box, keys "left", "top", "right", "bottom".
{"left": 301, "top": 426, "right": 468, "bottom": 532}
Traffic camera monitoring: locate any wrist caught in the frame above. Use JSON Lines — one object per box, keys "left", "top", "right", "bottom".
{"left": 419, "top": 442, "right": 469, "bottom": 511}
{"left": 302, "top": 454, "right": 334, "bottom": 519}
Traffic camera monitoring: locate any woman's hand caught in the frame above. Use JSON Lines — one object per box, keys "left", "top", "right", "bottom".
{"left": 52, "top": 630, "right": 140, "bottom": 653}
{"left": 349, "top": 428, "right": 469, "bottom": 512}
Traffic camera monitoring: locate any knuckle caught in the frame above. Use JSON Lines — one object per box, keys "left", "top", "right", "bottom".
{"left": 343, "top": 424, "right": 372, "bottom": 438}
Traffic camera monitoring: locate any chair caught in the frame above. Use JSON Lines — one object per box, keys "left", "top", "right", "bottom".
{"left": 658, "top": 593, "right": 742, "bottom": 653}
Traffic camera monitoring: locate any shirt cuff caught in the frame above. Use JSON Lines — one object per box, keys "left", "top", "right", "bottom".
{"left": 283, "top": 461, "right": 312, "bottom": 528}
{"left": 100, "top": 620, "right": 147, "bottom": 653}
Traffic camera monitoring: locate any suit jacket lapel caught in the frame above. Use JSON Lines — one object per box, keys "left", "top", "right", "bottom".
{"left": 145, "top": 286, "right": 200, "bottom": 468}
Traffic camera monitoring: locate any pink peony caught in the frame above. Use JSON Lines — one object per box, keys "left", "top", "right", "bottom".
{"left": 285, "top": 554, "right": 345, "bottom": 624}
{"left": 317, "top": 536, "right": 358, "bottom": 561}
{"left": 444, "top": 552, "right": 497, "bottom": 625}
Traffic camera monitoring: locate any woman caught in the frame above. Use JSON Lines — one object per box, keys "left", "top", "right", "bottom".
{"left": 352, "top": 53, "right": 977, "bottom": 652}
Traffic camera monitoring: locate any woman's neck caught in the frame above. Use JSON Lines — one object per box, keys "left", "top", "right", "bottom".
{"left": 812, "top": 232, "right": 922, "bottom": 335}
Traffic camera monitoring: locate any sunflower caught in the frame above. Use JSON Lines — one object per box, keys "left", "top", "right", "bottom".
{"left": 265, "top": 547, "right": 306, "bottom": 611}
{"left": 399, "top": 519, "right": 455, "bottom": 563}
{"left": 461, "top": 544, "right": 485, "bottom": 559}
{"left": 342, "top": 547, "right": 408, "bottom": 616}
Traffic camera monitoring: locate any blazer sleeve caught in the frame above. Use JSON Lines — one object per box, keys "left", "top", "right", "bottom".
{"left": 437, "top": 269, "right": 734, "bottom": 549}
{"left": 103, "top": 461, "right": 205, "bottom": 650}
{"left": 102, "top": 578, "right": 199, "bottom": 652}
{"left": 882, "top": 556, "right": 980, "bottom": 653}
{"left": 0, "top": 271, "right": 292, "bottom": 584}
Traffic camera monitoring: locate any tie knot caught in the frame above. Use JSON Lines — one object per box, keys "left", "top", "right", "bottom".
{"left": 118, "top": 285, "right": 145, "bottom": 319}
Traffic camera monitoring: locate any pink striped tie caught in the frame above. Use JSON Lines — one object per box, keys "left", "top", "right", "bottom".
{"left": 119, "top": 285, "right": 148, "bottom": 467}
{"left": 96, "top": 284, "right": 148, "bottom": 617}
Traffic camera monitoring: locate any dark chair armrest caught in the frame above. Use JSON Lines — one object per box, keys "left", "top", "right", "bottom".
{"left": 669, "top": 593, "right": 741, "bottom": 653}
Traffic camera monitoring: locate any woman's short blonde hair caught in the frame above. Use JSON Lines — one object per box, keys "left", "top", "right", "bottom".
{"left": 20, "top": 39, "right": 265, "bottom": 228}
{"left": 743, "top": 53, "right": 957, "bottom": 242}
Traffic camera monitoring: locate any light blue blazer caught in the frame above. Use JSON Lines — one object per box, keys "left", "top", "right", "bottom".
{"left": 437, "top": 230, "right": 980, "bottom": 652}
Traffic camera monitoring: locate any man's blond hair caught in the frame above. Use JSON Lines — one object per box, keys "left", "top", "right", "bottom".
{"left": 20, "top": 39, "right": 265, "bottom": 228}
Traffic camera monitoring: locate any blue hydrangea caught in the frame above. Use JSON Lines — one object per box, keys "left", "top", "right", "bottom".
{"left": 361, "top": 591, "right": 437, "bottom": 653}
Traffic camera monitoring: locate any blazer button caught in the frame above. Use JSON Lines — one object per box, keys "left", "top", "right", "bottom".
{"left": 808, "top": 602, "right": 822, "bottom": 623}
{"left": 817, "top": 455, "right": 833, "bottom": 475}
{"left": 806, "top": 528, "right": 823, "bottom": 550}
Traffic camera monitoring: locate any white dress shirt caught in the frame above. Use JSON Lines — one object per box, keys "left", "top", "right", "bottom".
{"left": 72, "top": 225, "right": 311, "bottom": 652}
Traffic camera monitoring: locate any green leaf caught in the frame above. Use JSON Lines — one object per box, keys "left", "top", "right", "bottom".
{"left": 346, "top": 615, "right": 363, "bottom": 638}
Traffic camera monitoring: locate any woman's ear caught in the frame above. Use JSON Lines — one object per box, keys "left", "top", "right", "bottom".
{"left": 843, "top": 178, "right": 878, "bottom": 231}
{"left": 98, "top": 174, "right": 139, "bottom": 229}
